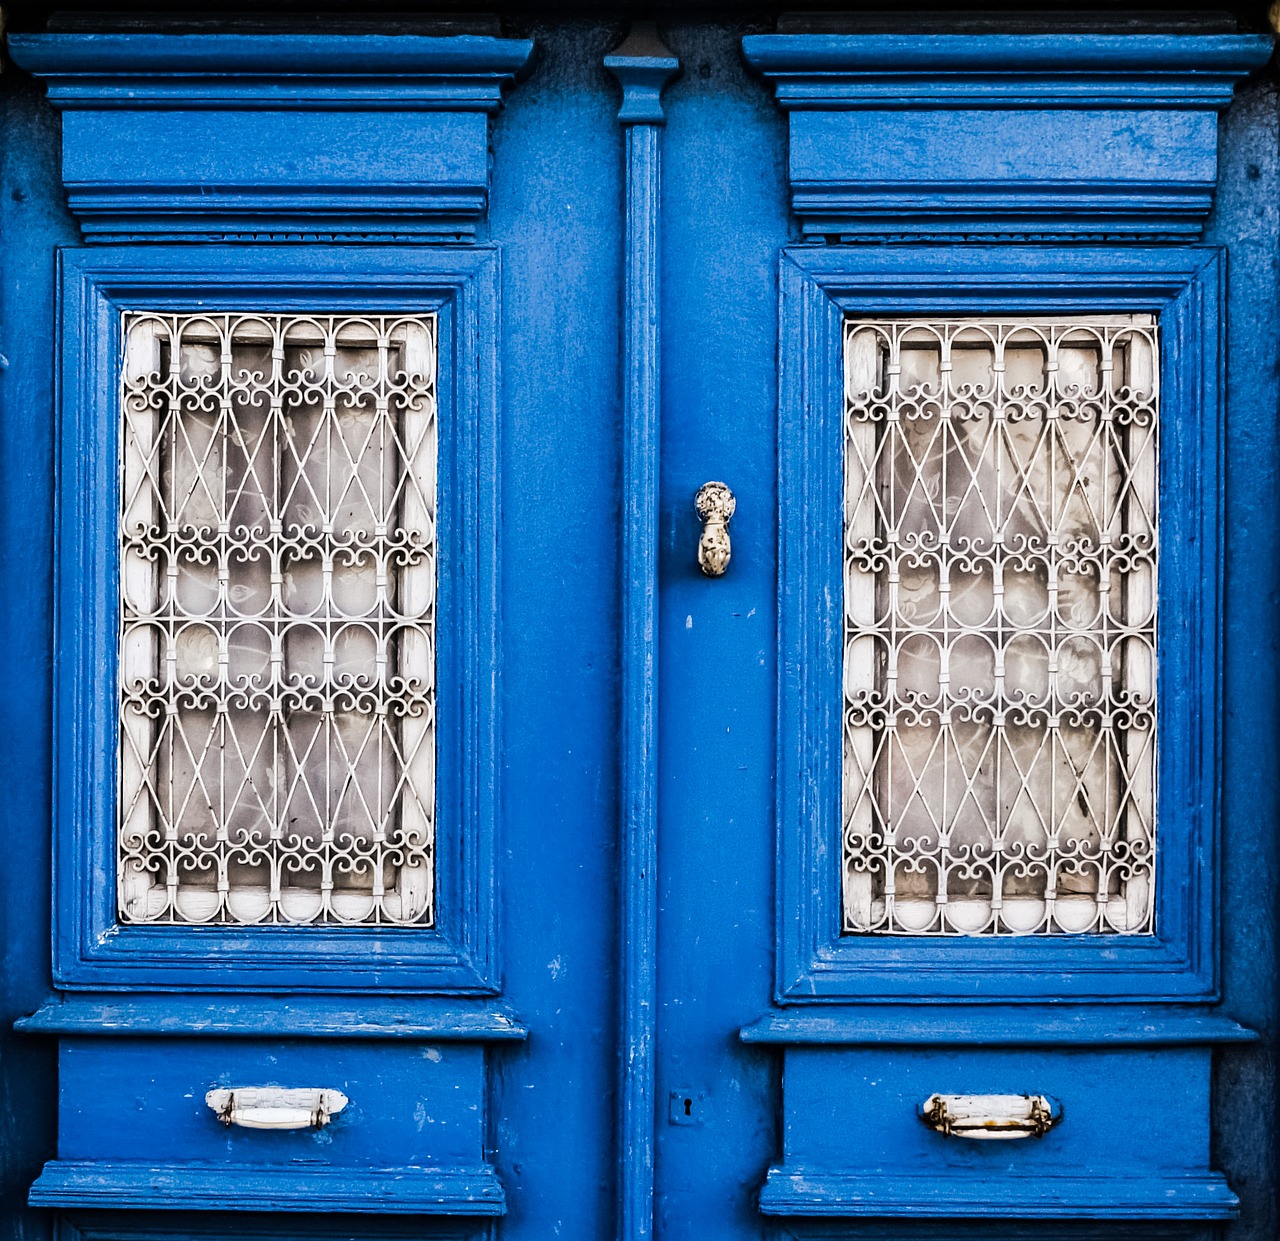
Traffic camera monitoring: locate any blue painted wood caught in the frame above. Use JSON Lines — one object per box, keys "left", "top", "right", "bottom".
{"left": 650, "top": 23, "right": 789, "bottom": 1240}
{"left": 33, "top": 1036, "right": 502, "bottom": 1212}
{"left": 767, "top": 1226, "right": 1220, "bottom": 1241}
{"left": 0, "top": 72, "right": 72, "bottom": 1241}
{"left": 30, "top": 1165, "right": 506, "bottom": 1214}
{"left": 774, "top": 245, "right": 1226, "bottom": 1004}
{"left": 758, "top": 1172, "right": 1239, "bottom": 1220}
{"left": 476, "top": 24, "right": 626, "bottom": 1234}
{"left": 57, "top": 1036, "right": 483, "bottom": 1159}
{"left": 764, "top": 1045, "right": 1228, "bottom": 1219}
{"left": 741, "top": 1008, "right": 1256, "bottom": 1046}
{"left": 0, "top": 18, "right": 1277, "bottom": 1241}
{"left": 7, "top": 34, "right": 533, "bottom": 241}
{"left": 56, "top": 1220, "right": 493, "bottom": 1241}
{"left": 53, "top": 245, "right": 502, "bottom": 992}
{"left": 742, "top": 34, "right": 1273, "bottom": 240}
{"left": 1202, "top": 74, "right": 1280, "bottom": 1241}
{"left": 605, "top": 28, "right": 679, "bottom": 1241}
{"left": 18, "top": 996, "right": 527, "bottom": 1040}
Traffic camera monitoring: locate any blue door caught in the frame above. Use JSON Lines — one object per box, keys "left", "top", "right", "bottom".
{"left": 1, "top": 15, "right": 1279, "bottom": 1241}
{"left": 651, "top": 23, "right": 1278, "bottom": 1241}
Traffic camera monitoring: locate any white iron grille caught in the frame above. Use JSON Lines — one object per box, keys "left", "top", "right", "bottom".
{"left": 842, "top": 317, "right": 1158, "bottom": 935}
{"left": 118, "top": 313, "right": 437, "bottom": 925}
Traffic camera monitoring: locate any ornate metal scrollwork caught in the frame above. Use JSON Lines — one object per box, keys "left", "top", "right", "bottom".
{"left": 842, "top": 316, "right": 1159, "bottom": 936}
{"left": 117, "top": 312, "right": 438, "bottom": 927}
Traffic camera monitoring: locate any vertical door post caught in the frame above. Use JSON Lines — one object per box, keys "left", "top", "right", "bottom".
{"left": 605, "top": 24, "right": 679, "bottom": 1241}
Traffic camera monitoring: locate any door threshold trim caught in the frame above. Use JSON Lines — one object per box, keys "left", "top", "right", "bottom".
{"left": 759, "top": 1169, "right": 1239, "bottom": 1220}
{"left": 29, "top": 1162, "right": 506, "bottom": 1214}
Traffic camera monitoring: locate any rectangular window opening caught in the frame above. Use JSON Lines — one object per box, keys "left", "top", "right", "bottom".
{"left": 842, "top": 316, "right": 1158, "bottom": 936}
{"left": 117, "top": 312, "right": 437, "bottom": 926}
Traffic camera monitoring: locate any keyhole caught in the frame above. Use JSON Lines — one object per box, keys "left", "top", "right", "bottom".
{"left": 669, "top": 1088, "right": 702, "bottom": 1126}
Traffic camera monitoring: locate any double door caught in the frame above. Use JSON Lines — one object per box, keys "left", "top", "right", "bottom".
{"left": 1, "top": 17, "right": 1277, "bottom": 1241}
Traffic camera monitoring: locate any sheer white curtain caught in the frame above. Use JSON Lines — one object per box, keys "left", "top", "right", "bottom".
{"left": 118, "top": 314, "right": 436, "bottom": 925}
{"left": 842, "top": 318, "right": 1157, "bottom": 935}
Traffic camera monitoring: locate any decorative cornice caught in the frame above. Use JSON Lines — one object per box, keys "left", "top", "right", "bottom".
{"left": 8, "top": 34, "right": 534, "bottom": 241}
{"left": 744, "top": 34, "right": 1273, "bottom": 109}
{"left": 741, "top": 1007, "right": 1257, "bottom": 1047}
{"left": 9, "top": 33, "right": 532, "bottom": 110}
{"left": 743, "top": 33, "right": 1274, "bottom": 241}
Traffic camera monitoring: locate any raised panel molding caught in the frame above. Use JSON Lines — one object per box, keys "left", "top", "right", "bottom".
{"left": 773, "top": 245, "right": 1227, "bottom": 1004}
{"left": 741, "top": 34, "right": 1273, "bottom": 241}
{"left": 6, "top": 34, "right": 533, "bottom": 241}
{"left": 759, "top": 1045, "right": 1235, "bottom": 1222}
{"left": 28, "top": 1036, "right": 510, "bottom": 1214}
{"left": 51, "top": 245, "right": 503, "bottom": 992}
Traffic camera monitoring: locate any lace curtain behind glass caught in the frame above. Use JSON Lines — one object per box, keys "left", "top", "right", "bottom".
{"left": 842, "top": 317, "right": 1158, "bottom": 935}
{"left": 117, "top": 313, "right": 437, "bottom": 926}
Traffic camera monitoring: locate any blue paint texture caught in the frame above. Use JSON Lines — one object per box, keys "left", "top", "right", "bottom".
{"left": 0, "top": 15, "right": 1277, "bottom": 1241}
{"left": 7, "top": 34, "right": 534, "bottom": 240}
{"left": 606, "top": 25, "right": 679, "bottom": 1241}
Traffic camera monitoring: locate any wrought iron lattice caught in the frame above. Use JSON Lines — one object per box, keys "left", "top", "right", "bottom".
{"left": 118, "top": 313, "right": 437, "bottom": 925}
{"left": 842, "top": 316, "right": 1158, "bottom": 935}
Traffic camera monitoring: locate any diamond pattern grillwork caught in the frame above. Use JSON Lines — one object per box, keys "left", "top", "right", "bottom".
{"left": 842, "top": 317, "right": 1158, "bottom": 935}
{"left": 118, "top": 313, "right": 436, "bottom": 925}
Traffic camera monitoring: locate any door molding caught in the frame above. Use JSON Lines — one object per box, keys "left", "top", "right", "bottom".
{"left": 605, "top": 26, "right": 679, "bottom": 1241}
{"left": 774, "top": 245, "right": 1226, "bottom": 1003}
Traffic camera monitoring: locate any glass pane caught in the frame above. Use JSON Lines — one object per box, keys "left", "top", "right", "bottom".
{"left": 118, "top": 313, "right": 437, "bottom": 925}
{"left": 842, "top": 317, "right": 1157, "bottom": 936}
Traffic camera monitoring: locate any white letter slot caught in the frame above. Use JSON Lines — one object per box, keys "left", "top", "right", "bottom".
{"left": 921, "top": 1093, "right": 1061, "bottom": 1140}
{"left": 205, "top": 1086, "right": 349, "bottom": 1130}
